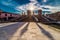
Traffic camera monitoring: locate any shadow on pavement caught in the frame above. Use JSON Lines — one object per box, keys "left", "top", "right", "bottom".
{"left": 20, "top": 22, "right": 29, "bottom": 36}
{"left": 0, "top": 22, "right": 26, "bottom": 37}
{"left": 36, "top": 23, "right": 55, "bottom": 40}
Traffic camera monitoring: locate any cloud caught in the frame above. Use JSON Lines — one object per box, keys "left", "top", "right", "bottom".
{"left": 29, "top": 0, "right": 37, "bottom": 2}
{"left": 41, "top": 5, "right": 60, "bottom": 13}
{"left": 1, "top": 0, "right": 19, "bottom": 7}
{"left": 16, "top": 0, "right": 41, "bottom": 11}
{"left": 43, "top": 0, "right": 47, "bottom": 2}
{"left": 16, "top": 0, "right": 60, "bottom": 13}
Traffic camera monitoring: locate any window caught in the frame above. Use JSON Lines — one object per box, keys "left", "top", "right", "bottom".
{"left": 10, "top": 14, "right": 12, "bottom": 16}
{"left": 0, "top": 13, "right": 1, "bottom": 15}
{"left": 5, "top": 14, "right": 7, "bottom": 16}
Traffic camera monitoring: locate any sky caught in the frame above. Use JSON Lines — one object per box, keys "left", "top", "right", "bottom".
{"left": 0, "top": 0, "right": 60, "bottom": 14}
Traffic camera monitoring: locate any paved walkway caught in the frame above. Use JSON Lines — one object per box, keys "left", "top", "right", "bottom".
{"left": 0, "top": 22, "right": 60, "bottom": 40}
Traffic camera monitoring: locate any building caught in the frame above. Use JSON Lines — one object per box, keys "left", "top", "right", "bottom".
{"left": 38, "top": 9, "right": 42, "bottom": 17}
{"left": 46, "top": 12, "right": 60, "bottom": 21}
{"left": 0, "top": 10, "right": 20, "bottom": 21}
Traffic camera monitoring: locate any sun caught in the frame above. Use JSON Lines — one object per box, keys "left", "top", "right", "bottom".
{"left": 28, "top": 4, "right": 35, "bottom": 11}
{"left": 30, "top": 6, "right": 34, "bottom": 11}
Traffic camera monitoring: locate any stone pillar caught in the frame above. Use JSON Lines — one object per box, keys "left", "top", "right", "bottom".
{"left": 24, "top": 12, "right": 25, "bottom": 15}
{"left": 27, "top": 10, "right": 31, "bottom": 18}
{"left": 33, "top": 11, "right": 34, "bottom": 15}
{"left": 38, "top": 9, "right": 42, "bottom": 17}
{"left": 5, "top": 13, "right": 8, "bottom": 21}
{"left": 22, "top": 12, "right": 24, "bottom": 16}
{"left": 6, "top": 16, "right": 8, "bottom": 21}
